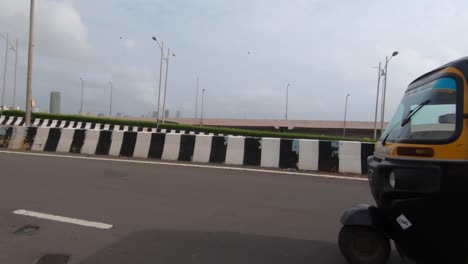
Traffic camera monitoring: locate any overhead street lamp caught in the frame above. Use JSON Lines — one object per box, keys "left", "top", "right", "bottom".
{"left": 200, "top": 88, "right": 206, "bottom": 125}
{"left": 343, "top": 94, "right": 350, "bottom": 137}
{"left": 195, "top": 77, "right": 199, "bottom": 119}
{"left": 79, "top": 77, "right": 84, "bottom": 114}
{"left": 151, "top": 36, "right": 176, "bottom": 124}
{"left": 380, "top": 51, "right": 399, "bottom": 135}
{"left": 372, "top": 62, "right": 384, "bottom": 140}
{"left": 152, "top": 36, "right": 165, "bottom": 123}
{"left": 109, "top": 81, "right": 113, "bottom": 117}
{"left": 285, "top": 83, "right": 290, "bottom": 120}
{"left": 161, "top": 48, "right": 175, "bottom": 124}
{"left": 25, "top": 0, "right": 36, "bottom": 126}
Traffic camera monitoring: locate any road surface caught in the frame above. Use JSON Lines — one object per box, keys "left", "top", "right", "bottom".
{"left": 0, "top": 150, "right": 401, "bottom": 264}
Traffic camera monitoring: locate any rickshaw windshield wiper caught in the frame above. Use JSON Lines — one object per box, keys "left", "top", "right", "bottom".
{"left": 400, "top": 100, "right": 431, "bottom": 127}
{"left": 381, "top": 100, "right": 431, "bottom": 146}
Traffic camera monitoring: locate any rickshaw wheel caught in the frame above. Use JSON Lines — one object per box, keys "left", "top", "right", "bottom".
{"left": 338, "top": 226, "right": 390, "bottom": 264}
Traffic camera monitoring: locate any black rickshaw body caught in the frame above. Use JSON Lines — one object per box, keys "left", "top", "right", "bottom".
{"left": 340, "top": 57, "right": 468, "bottom": 264}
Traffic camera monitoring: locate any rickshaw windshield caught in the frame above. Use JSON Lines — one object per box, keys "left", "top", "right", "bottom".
{"left": 380, "top": 76, "right": 460, "bottom": 143}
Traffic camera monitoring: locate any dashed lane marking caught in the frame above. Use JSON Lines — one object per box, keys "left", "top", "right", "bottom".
{"left": 13, "top": 209, "right": 113, "bottom": 230}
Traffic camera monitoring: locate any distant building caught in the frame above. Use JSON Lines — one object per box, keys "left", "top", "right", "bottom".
{"left": 116, "top": 113, "right": 122, "bottom": 118}
{"left": 98, "top": 113, "right": 105, "bottom": 117}
{"left": 164, "top": 109, "right": 170, "bottom": 119}
{"left": 31, "top": 99, "right": 39, "bottom": 112}
{"left": 176, "top": 110, "right": 181, "bottom": 118}
{"left": 49, "top": 92, "right": 61, "bottom": 114}
{"left": 152, "top": 111, "right": 158, "bottom": 118}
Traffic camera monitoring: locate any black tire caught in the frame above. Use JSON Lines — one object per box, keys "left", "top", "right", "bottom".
{"left": 338, "top": 226, "right": 391, "bottom": 264}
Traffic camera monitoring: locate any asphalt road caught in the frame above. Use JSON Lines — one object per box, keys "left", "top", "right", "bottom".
{"left": 0, "top": 151, "right": 402, "bottom": 264}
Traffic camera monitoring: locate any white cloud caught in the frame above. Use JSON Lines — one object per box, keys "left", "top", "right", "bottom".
{"left": 41, "top": 2, "right": 94, "bottom": 60}
{"left": 0, "top": 0, "right": 94, "bottom": 62}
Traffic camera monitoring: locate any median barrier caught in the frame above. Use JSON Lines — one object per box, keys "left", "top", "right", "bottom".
{"left": 209, "top": 136, "right": 227, "bottom": 163}
{"left": 11, "top": 117, "right": 23, "bottom": 126}
{"left": 8, "top": 126, "right": 26, "bottom": 150}
{"left": 0, "top": 125, "right": 374, "bottom": 175}
{"left": 243, "top": 137, "right": 262, "bottom": 166}
{"left": 81, "top": 130, "right": 100, "bottom": 155}
{"left": 147, "top": 133, "right": 165, "bottom": 159}
{"left": 278, "top": 139, "right": 299, "bottom": 169}
{"left": 95, "top": 130, "right": 112, "bottom": 155}
{"left": 109, "top": 130, "right": 124, "bottom": 156}
{"left": 56, "top": 128, "right": 75, "bottom": 153}
{"left": 31, "top": 127, "right": 50, "bottom": 151}
{"left": 162, "top": 133, "right": 181, "bottom": 161}
{"left": 44, "top": 128, "right": 61, "bottom": 152}
{"left": 70, "top": 129, "right": 85, "bottom": 153}
{"left": 0, "top": 115, "right": 228, "bottom": 136}
{"left": 339, "top": 141, "right": 362, "bottom": 174}
{"left": 193, "top": 135, "right": 213, "bottom": 163}
{"left": 133, "top": 132, "right": 152, "bottom": 158}
{"left": 298, "top": 139, "right": 319, "bottom": 171}
{"left": 225, "top": 136, "right": 245, "bottom": 165}
{"left": 261, "top": 138, "right": 281, "bottom": 168}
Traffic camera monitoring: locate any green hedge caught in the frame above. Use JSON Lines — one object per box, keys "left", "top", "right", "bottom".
{"left": 0, "top": 110, "right": 374, "bottom": 142}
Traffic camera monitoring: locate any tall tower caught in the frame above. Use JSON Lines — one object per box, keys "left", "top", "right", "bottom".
{"left": 49, "top": 91, "right": 61, "bottom": 114}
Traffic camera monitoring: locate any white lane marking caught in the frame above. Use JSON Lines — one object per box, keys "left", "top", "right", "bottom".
{"left": 0, "top": 150, "right": 367, "bottom": 182}
{"left": 13, "top": 209, "right": 113, "bottom": 229}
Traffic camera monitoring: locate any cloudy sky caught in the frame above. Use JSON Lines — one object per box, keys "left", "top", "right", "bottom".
{"left": 0, "top": 0, "right": 466, "bottom": 121}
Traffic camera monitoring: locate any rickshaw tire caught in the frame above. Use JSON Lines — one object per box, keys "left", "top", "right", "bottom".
{"left": 338, "top": 225, "right": 391, "bottom": 264}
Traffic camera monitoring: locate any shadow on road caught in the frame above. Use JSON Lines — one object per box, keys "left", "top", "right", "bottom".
{"left": 79, "top": 229, "right": 402, "bottom": 264}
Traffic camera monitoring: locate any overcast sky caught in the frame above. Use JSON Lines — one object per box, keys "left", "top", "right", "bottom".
{"left": 0, "top": 0, "right": 466, "bottom": 120}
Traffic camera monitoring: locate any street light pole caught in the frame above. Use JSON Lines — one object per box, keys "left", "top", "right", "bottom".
{"left": 1, "top": 33, "right": 8, "bottom": 109}
{"left": 373, "top": 62, "right": 382, "bottom": 140}
{"left": 285, "top": 83, "right": 290, "bottom": 120}
{"left": 380, "top": 51, "right": 399, "bottom": 135}
{"left": 201, "top": 88, "right": 205, "bottom": 125}
{"left": 25, "top": 0, "right": 36, "bottom": 126}
{"left": 79, "top": 77, "right": 84, "bottom": 114}
{"left": 161, "top": 48, "right": 175, "bottom": 124}
{"left": 152, "top": 37, "right": 164, "bottom": 123}
{"left": 13, "top": 38, "right": 18, "bottom": 109}
{"left": 0, "top": 34, "right": 18, "bottom": 110}
{"left": 109, "top": 81, "right": 113, "bottom": 117}
{"left": 380, "top": 56, "right": 389, "bottom": 134}
{"left": 195, "top": 77, "right": 199, "bottom": 119}
{"left": 343, "top": 94, "right": 350, "bottom": 137}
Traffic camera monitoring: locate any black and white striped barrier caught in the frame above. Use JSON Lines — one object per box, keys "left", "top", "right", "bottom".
{"left": 0, "top": 116, "right": 224, "bottom": 136}
{"left": 0, "top": 126, "right": 374, "bottom": 174}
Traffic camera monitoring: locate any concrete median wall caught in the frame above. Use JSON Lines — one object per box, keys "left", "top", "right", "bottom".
{"left": 31, "top": 127, "right": 50, "bottom": 151}
{"left": 8, "top": 126, "right": 26, "bottom": 150}
{"left": 0, "top": 125, "right": 374, "bottom": 175}
{"left": 261, "top": 138, "right": 280, "bottom": 168}
{"left": 56, "top": 128, "right": 75, "bottom": 153}
{"left": 0, "top": 115, "right": 230, "bottom": 136}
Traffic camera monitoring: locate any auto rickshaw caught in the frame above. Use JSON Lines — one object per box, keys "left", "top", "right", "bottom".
{"left": 338, "top": 57, "right": 468, "bottom": 264}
